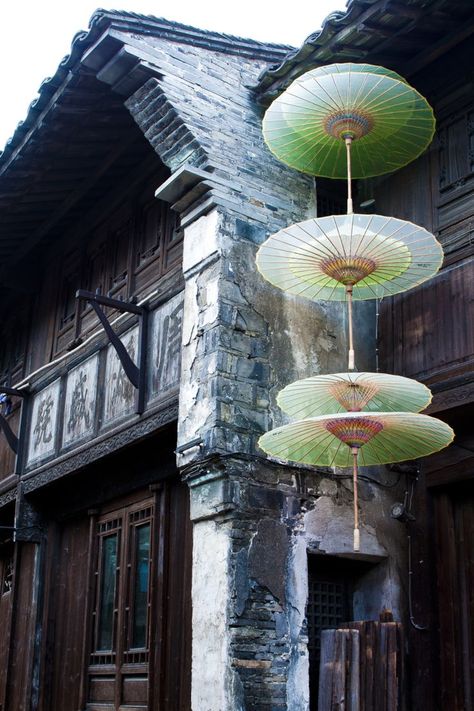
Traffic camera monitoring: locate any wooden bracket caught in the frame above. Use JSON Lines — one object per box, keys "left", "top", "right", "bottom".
{"left": 76, "top": 290, "right": 148, "bottom": 414}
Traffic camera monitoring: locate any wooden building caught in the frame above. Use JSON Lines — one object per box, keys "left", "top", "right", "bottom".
{"left": 0, "top": 2, "right": 472, "bottom": 710}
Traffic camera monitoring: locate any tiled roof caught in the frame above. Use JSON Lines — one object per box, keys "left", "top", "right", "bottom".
{"left": 1, "top": 9, "right": 292, "bottom": 160}
{"left": 256, "top": 0, "right": 474, "bottom": 102}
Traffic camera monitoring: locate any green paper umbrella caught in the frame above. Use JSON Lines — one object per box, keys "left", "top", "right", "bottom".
{"left": 277, "top": 372, "right": 432, "bottom": 418}
{"left": 256, "top": 213, "right": 443, "bottom": 369}
{"left": 258, "top": 412, "right": 453, "bottom": 550}
{"left": 263, "top": 63, "right": 435, "bottom": 180}
{"left": 256, "top": 214, "right": 442, "bottom": 301}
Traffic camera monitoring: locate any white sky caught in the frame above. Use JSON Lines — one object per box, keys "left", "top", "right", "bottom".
{"left": 0, "top": 0, "right": 346, "bottom": 151}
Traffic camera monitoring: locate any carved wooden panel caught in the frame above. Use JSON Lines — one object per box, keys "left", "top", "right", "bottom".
{"left": 103, "top": 327, "right": 138, "bottom": 426}
{"left": 148, "top": 293, "right": 183, "bottom": 402}
{"left": 27, "top": 380, "right": 61, "bottom": 467}
{"left": 54, "top": 249, "right": 81, "bottom": 356}
{"left": 62, "top": 354, "right": 99, "bottom": 448}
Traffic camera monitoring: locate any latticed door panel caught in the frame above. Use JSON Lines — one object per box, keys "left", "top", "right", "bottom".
{"left": 87, "top": 500, "right": 154, "bottom": 710}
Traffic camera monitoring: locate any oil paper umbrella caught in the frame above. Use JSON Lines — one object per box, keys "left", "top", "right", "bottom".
{"left": 277, "top": 371, "right": 432, "bottom": 418}
{"left": 256, "top": 213, "right": 443, "bottom": 369}
{"left": 258, "top": 412, "right": 454, "bottom": 550}
{"left": 263, "top": 62, "right": 436, "bottom": 210}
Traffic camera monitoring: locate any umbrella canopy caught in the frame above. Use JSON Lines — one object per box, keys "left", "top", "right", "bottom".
{"left": 259, "top": 410, "right": 453, "bottom": 550}
{"left": 277, "top": 372, "right": 432, "bottom": 417}
{"left": 256, "top": 213, "right": 443, "bottom": 301}
{"left": 262, "top": 63, "right": 436, "bottom": 179}
{"left": 258, "top": 411, "right": 454, "bottom": 468}
{"left": 291, "top": 63, "right": 408, "bottom": 86}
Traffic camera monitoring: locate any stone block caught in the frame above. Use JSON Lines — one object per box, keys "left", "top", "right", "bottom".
{"left": 183, "top": 209, "right": 221, "bottom": 274}
{"left": 249, "top": 519, "right": 289, "bottom": 605}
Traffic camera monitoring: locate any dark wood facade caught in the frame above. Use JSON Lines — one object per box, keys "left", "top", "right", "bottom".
{"left": 0, "top": 58, "right": 191, "bottom": 710}
{"left": 371, "top": 34, "right": 474, "bottom": 711}
{"left": 0, "top": 436, "right": 192, "bottom": 711}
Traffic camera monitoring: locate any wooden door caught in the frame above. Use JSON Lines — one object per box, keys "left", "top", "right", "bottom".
{"left": 86, "top": 498, "right": 154, "bottom": 710}
{"left": 434, "top": 482, "right": 474, "bottom": 710}
{"left": 42, "top": 479, "right": 192, "bottom": 711}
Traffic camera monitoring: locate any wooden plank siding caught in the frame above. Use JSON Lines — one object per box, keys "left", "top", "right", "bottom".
{"left": 3, "top": 543, "right": 39, "bottom": 711}
{"left": 378, "top": 260, "right": 474, "bottom": 383}
{"left": 318, "top": 622, "right": 404, "bottom": 711}
{"left": 374, "top": 44, "right": 474, "bottom": 392}
{"left": 365, "top": 39, "right": 474, "bottom": 711}
{"left": 38, "top": 518, "right": 91, "bottom": 711}
{"left": 433, "top": 483, "right": 474, "bottom": 711}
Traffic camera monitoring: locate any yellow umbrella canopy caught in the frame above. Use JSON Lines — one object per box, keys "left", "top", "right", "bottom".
{"left": 258, "top": 412, "right": 454, "bottom": 550}
{"left": 277, "top": 372, "right": 432, "bottom": 418}
{"left": 262, "top": 62, "right": 436, "bottom": 179}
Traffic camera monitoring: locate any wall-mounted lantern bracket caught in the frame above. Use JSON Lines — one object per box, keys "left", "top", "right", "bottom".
{"left": 0, "top": 388, "right": 28, "bottom": 467}
{"left": 76, "top": 290, "right": 148, "bottom": 414}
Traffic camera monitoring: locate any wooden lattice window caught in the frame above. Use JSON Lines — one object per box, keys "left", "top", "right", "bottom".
{"left": 88, "top": 501, "right": 154, "bottom": 707}
{"left": 91, "top": 507, "right": 153, "bottom": 660}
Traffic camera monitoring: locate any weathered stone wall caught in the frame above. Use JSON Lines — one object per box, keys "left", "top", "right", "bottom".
{"left": 185, "top": 455, "right": 406, "bottom": 711}
{"left": 124, "top": 34, "right": 407, "bottom": 711}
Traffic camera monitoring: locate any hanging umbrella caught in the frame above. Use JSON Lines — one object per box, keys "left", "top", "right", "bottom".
{"left": 263, "top": 63, "right": 436, "bottom": 181}
{"left": 258, "top": 412, "right": 454, "bottom": 550}
{"left": 256, "top": 213, "right": 443, "bottom": 368}
{"left": 277, "top": 372, "right": 432, "bottom": 418}
{"left": 291, "top": 63, "right": 408, "bottom": 86}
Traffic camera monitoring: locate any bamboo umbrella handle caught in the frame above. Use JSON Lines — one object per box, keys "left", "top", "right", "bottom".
{"left": 347, "top": 285, "right": 355, "bottom": 370}
{"left": 352, "top": 446, "right": 360, "bottom": 551}
{"left": 345, "top": 137, "right": 353, "bottom": 214}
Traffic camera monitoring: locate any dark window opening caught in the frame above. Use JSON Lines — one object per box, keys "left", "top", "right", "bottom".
{"left": 307, "top": 554, "right": 371, "bottom": 711}
{"left": 316, "top": 178, "right": 347, "bottom": 217}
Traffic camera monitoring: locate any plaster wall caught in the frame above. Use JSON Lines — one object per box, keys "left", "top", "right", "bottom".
{"left": 191, "top": 518, "right": 233, "bottom": 711}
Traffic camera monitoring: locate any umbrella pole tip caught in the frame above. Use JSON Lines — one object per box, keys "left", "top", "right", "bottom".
{"left": 348, "top": 349, "right": 355, "bottom": 370}
{"left": 353, "top": 528, "right": 360, "bottom": 551}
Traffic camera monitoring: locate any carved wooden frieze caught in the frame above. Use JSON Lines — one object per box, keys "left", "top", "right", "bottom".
{"left": 149, "top": 292, "right": 184, "bottom": 400}
{"left": 103, "top": 326, "right": 139, "bottom": 425}
{"left": 21, "top": 292, "right": 183, "bottom": 472}
{"left": 27, "top": 379, "right": 61, "bottom": 466}
{"left": 62, "top": 354, "right": 99, "bottom": 447}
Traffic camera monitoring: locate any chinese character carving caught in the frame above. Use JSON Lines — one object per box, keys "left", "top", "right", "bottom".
{"left": 33, "top": 394, "right": 54, "bottom": 449}
{"left": 67, "top": 370, "right": 91, "bottom": 435}
{"left": 153, "top": 301, "right": 183, "bottom": 393}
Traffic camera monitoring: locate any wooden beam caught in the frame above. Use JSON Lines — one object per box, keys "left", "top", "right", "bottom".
{"left": 0, "top": 72, "right": 75, "bottom": 178}
{"left": 399, "top": 14, "right": 474, "bottom": 76}
{"left": 0, "top": 132, "right": 141, "bottom": 281}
